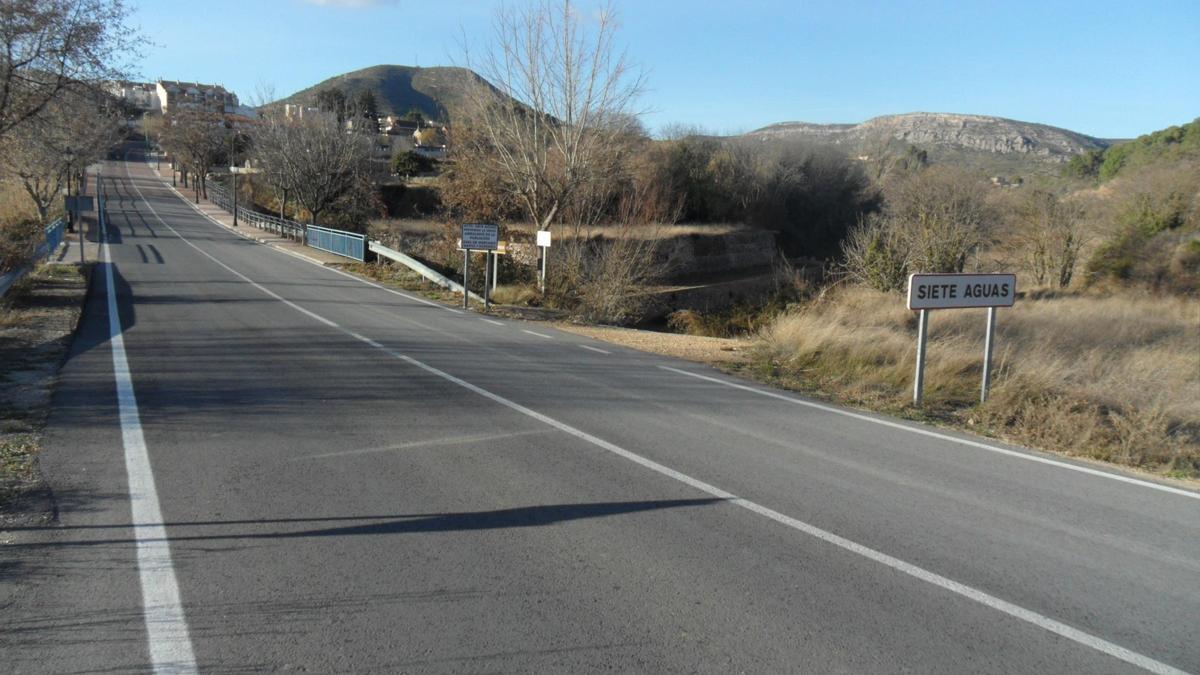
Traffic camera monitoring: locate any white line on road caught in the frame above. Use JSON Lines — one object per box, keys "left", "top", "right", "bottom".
{"left": 123, "top": 163, "right": 1188, "bottom": 674}
{"left": 481, "top": 318, "right": 505, "bottom": 327}
{"left": 659, "top": 365, "right": 1200, "bottom": 501}
{"left": 102, "top": 211, "right": 198, "bottom": 673}
{"left": 578, "top": 344, "right": 611, "bottom": 355}
{"left": 522, "top": 329, "right": 553, "bottom": 339}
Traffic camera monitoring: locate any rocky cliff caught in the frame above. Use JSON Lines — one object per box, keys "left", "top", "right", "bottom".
{"left": 748, "top": 112, "right": 1110, "bottom": 162}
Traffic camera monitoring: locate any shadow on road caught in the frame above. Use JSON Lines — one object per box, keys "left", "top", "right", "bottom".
{"left": 5, "top": 498, "right": 726, "bottom": 548}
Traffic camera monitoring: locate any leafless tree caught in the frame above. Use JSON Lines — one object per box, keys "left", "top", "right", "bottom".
{"left": 1009, "top": 189, "right": 1086, "bottom": 288}
{"left": 160, "top": 110, "right": 228, "bottom": 202}
{"left": 250, "top": 114, "right": 372, "bottom": 226}
{"left": 0, "top": 86, "right": 120, "bottom": 223}
{"left": 0, "top": 0, "right": 139, "bottom": 140}
{"left": 458, "top": 0, "right": 646, "bottom": 232}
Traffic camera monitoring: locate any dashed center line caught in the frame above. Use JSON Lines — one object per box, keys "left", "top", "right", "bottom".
{"left": 522, "top": 329, "right": 554, "bottom": 339}
{"left": 578, "top": 344, "right": 611, "bottom": 354}
{"left": 481, "top": 318, "right": 505, "bottom": 327}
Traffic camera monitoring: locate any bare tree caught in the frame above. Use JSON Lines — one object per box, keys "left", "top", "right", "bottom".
{"left": 160, "top": 110, "right": 228, "bottom": 202}
{"left": 251, "top": 114, "right": 372, "bottom": 226}
{"left": 0, "top": 86, "right": 120, "bottom": 223}
{"left": 0, "top": 0, "right": 139, "bottom": 140}
{"left": 1010, "top": 189, "right": 1086, "bottom": 288}
{"left": 458, "top": 0, "right": 646, "bottom": 232}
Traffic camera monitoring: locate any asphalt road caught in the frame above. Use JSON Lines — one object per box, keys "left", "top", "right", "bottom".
{"left": 2, "top": 151, "right": 1197, "bottom": 674}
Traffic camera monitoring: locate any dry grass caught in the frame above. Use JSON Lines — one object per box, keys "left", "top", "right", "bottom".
{"left": 491, "top": 283, "right": 539, "bottom": 306}
{"left": 1, "top": 263, "right": 90, "bottom": 512}
{"left": 755, "top": 285, "right": 1200, "bottom": 476}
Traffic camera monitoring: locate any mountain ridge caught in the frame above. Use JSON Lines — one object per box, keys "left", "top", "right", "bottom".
{"left": 747, "top": 112, "right": 1112, "bottom": 163}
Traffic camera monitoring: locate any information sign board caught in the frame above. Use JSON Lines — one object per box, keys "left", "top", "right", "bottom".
{"left": 461, "top": 223, "right": 499, "bottom": 251}
{"left": 64, "top": 195, "right": 94, "bottom": 213}
{"left": 907, "top": 273, "right": 1016, "bottom": 310}
{"left": 536, "top": 230, "right": 552, "bottom": 248}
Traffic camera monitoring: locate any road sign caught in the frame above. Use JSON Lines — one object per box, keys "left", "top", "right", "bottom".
{"left": 537, "top": 230, "right": 552, "bottom": 248}
{"left": 461, "top": 223, "right": 499, "bottom": 251}
{"left": 64, "top": 195, "right": 94, "bottom": 213}
{"left": 906, "top": 272, "right": 1018, "bottom": 405}
{"left": 907, "top": 273, "right": 1016, "bottom": 310}
{"left": 230, "top": 166, "right": 260, "bottom": 174}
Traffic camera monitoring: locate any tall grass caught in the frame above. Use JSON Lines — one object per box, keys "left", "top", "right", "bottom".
{"left": 756, "top": 286, "right": 1200, "bottom": 476}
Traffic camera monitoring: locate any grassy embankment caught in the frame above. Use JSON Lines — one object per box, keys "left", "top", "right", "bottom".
{"left": 742, "top": 285, "right": 1198, "bottom": 478}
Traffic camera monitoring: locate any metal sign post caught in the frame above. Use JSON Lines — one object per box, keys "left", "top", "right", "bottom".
{"left": 913, "top": 309, "right": 929, "bottom": 404}
{"left": 460, "top": 223, "right": 499, "bottom": 310}
{"left": 981, "top": 307, "right": 997, "bottom": 402}
{"left": 462, "top": 249, "right": 470, "bottom": 309}
{"left": 483, "top": 253, "right": 491, "bottom": 312}
{"left": 907, "top": 273, "right": 1017, "bottom": 405}
{"left": 536, "top": 229, "right": 552, "bottom": 293}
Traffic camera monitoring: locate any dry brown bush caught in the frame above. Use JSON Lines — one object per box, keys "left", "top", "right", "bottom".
{"left": 756, "top": 285, "right": 1200, "bottom": 475}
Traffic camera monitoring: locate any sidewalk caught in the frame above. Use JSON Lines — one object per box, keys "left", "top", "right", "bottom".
{"left": 141, "top": 162, "right": 350, "bottom": 267}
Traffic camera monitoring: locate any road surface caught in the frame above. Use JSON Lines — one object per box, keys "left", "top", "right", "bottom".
{"left": 2, "top": 152, "right": 1197, "bottom": 673}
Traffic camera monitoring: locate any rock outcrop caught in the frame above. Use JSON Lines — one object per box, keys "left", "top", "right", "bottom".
{"left": 748, "top": 112, "right": 1109, "bottom": 162}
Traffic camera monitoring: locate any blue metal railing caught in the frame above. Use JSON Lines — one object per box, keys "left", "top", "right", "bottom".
{"left": 207, "top": 184, "right": 306, "bottom": 240}
{"left": 306, "top": 225, "right": 365, "bottom": 262}
{"left": 207, "top": 183, "right": 365, "bottom": 261}
{"left": 1, "top": 217, "right": 68, "bottom": 298}
{"left": 43, "top": 218, "right": 66, "bottom": 255}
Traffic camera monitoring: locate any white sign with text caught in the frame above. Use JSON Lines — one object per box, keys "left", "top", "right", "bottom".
{"left": 907, "top": 273, "right": 1017, "bottom": 310}
{"left": 536, "top": 230, "right": 552, "bottom": 248}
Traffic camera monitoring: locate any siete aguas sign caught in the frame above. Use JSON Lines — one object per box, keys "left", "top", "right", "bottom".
{"left": 907, "top": 273, "right": 1017, "bottom": 310}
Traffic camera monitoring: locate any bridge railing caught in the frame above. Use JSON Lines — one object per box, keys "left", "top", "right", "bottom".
{"left": 207, "top": 184, "right": 306, "bottom": 241}
{"left": 1, "top": 217, "right": 68, "bottom": 298}
{"left": 307, "top": 225, "right": 365, "bottom": 262}
{"left": 207, "top": 183, "right": 365, "bottom": 261}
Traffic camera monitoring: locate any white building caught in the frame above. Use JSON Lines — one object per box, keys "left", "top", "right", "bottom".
{"left": 108, "top": 81, "right": 161, "bottom": 112}
{"left": 156, "top": 80, "right": 239, "bottom": 115}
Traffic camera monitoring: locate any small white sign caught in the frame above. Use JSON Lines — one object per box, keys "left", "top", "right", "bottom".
{"left": 460, "top": 223, "right": 499, "bottom": 251}
{"left": 536, "top": 230, "right": 552, "bottom": 248}
{"left": 907, "top": 273, "right": 1016, "bottom": 310}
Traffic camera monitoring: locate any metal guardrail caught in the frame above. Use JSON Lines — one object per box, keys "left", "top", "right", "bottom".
{"left": 207, "top": 183, "right": 365, "bottom": 261}
{"left": 369, "top": 240, "right": 483, "bottom": 302}
{"left": 1, "top": 217, "right": 68, "bottom": 298}
{"left": 207, "top": 184, "right": 306, "bottom": 240}
{"left": 307, "top": 225, "right": 365, "bottom": 262}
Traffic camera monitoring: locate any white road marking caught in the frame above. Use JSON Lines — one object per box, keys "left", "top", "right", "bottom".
{"left": 481, "top": 318, "right": 505, "bottom": 327}
{"left": 102, "top": 210, "right": 198, "bottom": 673}
{"left": 522, "top": 329, "right": 553, "bottom": 339}
{"left": 659, "top": 365, "right": 1200, "bottom": 501}
{"left": 578, "top": 344, "right": 611, "bottom": 355}
{"left": 123, "top": 161, "right": 1188, "bottom": 674}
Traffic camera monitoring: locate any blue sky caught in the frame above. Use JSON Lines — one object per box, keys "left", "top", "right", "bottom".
{"left": 132, "top": 0, "right": 1198, "bottom": 139}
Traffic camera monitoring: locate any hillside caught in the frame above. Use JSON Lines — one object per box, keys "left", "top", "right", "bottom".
{"left": 1066, "top": 117, "right": 1200, "bottom": 181}
{"left": 274, "top": 65, "right": 493, "bottom": 122}
{"left": 747, "top": 113, "right": 1112, "bottom": 173}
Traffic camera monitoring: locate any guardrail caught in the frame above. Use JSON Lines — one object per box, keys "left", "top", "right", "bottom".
{"left": 1, "top": 217, "right": 68, "bottom": 298}
{"left": 307, "top": 225, "right": 365, "bottom": 262}
{"left": 207, "top": 184, "right": 306, "bottom": 240}
{"left": 207, "top": 183, "right": 365, "bottom": 261}
{"left": 369, "top": 240, "right": 483, "bottom": 302}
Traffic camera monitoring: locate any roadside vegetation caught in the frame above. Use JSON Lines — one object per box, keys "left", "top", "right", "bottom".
{"left": 0, "top": 265, "right": 92, "bottom": 513}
